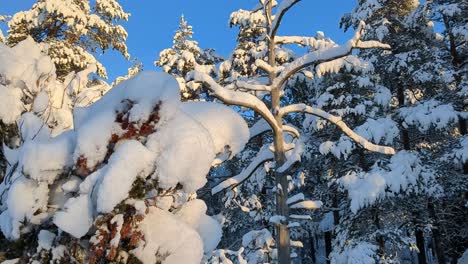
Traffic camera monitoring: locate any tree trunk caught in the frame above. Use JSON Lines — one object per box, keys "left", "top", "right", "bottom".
{"left": 459, "top": 117, "right": 468, "bottom": 175}
{"left": 414, "top": 213, "right": 427, "bottom": 264}
{"left": 324, "top": 231, "right": 332, "bottom": 264}
{"left": 267, "top": 2, "right": 291, "bottom": 263}
{"left": 309, "top": 231, "right": 316, "bottom": 263}
{"left": 324, "top": 193, "right": 340, "bottom": 264}
{"left": 374, "top": 207, "right": 386, "bottom": 258}
{"left": 428, "top": 201, "right": 446, "bottom": 264}
{"left": 398, "top": 85, "right": 428, "bottom": 263}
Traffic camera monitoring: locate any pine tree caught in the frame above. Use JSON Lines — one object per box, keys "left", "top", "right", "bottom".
{"left": 327, "top": 0, "right": 464, "bottom": 263}
{"left": 6, "top": 0, "right": 130, "bottom": 78}
{"left": 155, "top": 15, "right": 222, "bottom": 100}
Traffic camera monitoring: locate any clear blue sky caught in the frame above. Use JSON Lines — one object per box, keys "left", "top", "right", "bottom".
{"left": 0, "top": 0, "right": 355, "bottom": 81}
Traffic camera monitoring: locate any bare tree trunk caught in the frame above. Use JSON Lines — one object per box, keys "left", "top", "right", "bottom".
{"left": 267, "top": 2, "right": 291, "bottom": 263}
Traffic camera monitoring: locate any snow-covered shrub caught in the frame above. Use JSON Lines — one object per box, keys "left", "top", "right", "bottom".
{"left": 0, "top": 40, "right": 250, "bottom": 263}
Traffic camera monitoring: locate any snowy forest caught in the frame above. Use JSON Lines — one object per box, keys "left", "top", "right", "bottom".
{"left": 0, "top": 0, "right": 466, "bottom": 263}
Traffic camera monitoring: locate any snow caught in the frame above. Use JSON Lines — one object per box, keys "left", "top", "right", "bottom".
{"left": 315, "top": 55, "right": 372, "bottom": 78}
{"left": 290, "top": 200, "right": 323, "bottom": 210}
{"left": 131, "top": 207, "right": 204, "bottom": 264}
{"left": 53, "top": 195, "right": 93, "bottom": 238}
{"left": 249, "top": 118, "right": 271, "bottom": 138}
{"left": 282, "top": 104, "right": 396, "bottom": 155}
{"left": 146, "top": 108, "right": 215, "bottom": 192}
{"left": 242, "top": 229, "right": 274, "bottom": 249}
{"left": 273, "top": 21, "right": 389, "bottom": 90}
{"left": 399, "top": 100, "right": 458, "bottom": 131}
{"left": 212, "top": 144, "right": 274, "bottom": 195}
{"left": 0, "top": 85, "right": 23, "bottom": 125}
{"left": 277, "top": 139, "right": 303, "bottom": 173}
{"left": 275, "top": 34, "right": 335, "bottom": 50}
{"left": 181, "top": 102, "right": 249, "bottom": 160}
{"left": 338, "top": 151, "right": 438, "bottom": 213}
{"left": 0, "top": 177, "right": 48, "bottom": 239}
{"left": 287, "top": 193, "right": 304, "bottom": 205}
{"left": 61, "top": 176, "right": 82, "bottom": 193}
{"left": 446, "top": 136, "right": 468, "bottom": 165}
{"left": 37, "top": 230, "right": 56, "bottom": 252}
{"left": 173, "top": 199, "right": 222, "bottom": 252}
{"left": 458, "top": 249, "right": 468, "bottom": 264}
{"left": 290, "top": 214, "right": 312, "bottom": 220}
{"left": 109, "top": 214, "right": 124, "bottom": 247}
{"left": 0, "top": 70, "right": 249, "bottom": 256}
{"left": 331, "top": 242, "right": 378, "bottom": 264}
{"left": 96, "top": 141, "right": 156, "bottom": 212}
{"left": 196, "top": 214, "right": 223, "bottom": 253}
{"left": 188, "top": 70, "right": 280, "bottom": 132}
{"left": 0, "top": 259, "right": 19, "bottom": 264}
{"left": 20, "top": 132, "right": 74, "bottom": 184}
{"left": 269, "top": 215, "right": 287, "bottom": 225}
{"left": 319, "top": 212, "right": 334, "bottom": 232}
{"left": 18, "top": 113, "right": 51, "bottom": 142}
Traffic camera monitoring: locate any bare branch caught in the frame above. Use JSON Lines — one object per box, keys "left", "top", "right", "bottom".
{"left": 280, "top": 104, "right": 396, "bottom": 155}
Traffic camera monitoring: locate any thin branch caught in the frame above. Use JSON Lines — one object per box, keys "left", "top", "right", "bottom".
{"left": 280, "top": 103, "right": 396, "bottom": 155}
{"left": 212, "top": 146, "right": 274, "bottom": 195}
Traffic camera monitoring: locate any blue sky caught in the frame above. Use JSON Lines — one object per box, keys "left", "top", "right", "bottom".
{"left": 0, "top": 0, "right": 355, "bottom": 81}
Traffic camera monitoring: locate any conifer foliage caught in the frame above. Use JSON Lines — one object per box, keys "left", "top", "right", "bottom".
{"left": 6, "top": 0, "right": 130, "bottom": 78}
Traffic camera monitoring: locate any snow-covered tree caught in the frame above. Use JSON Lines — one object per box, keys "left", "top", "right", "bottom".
{"left": 112, "top": 58, "right": 143, "bottom": 87}
{"left": 0, "top": 15, "right": 8, "bottom": 43}
{"left": 155, "top": 15, "right": 222, "bottom": 100}
{"left": 6, "top": 0, "right": 130, "bottom": 78}
{"left": 323, "top": 1, "right": 466, "bottom": 263}
{"left": 0, "top": 36, "right": 253, "bottom": 263}
{"left": 188, "top": 1, "right": 397, "bottom": 263}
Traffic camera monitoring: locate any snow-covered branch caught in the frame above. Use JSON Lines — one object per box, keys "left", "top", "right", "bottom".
{"left": 272, "top": 21, "right": 389, "bottom": 91}
{"left": 280, "top": 104, "right": 396, "bottom": 155}
{"left": 187, "top": 71, "right": 280, "bottom": 133}
{"left": 274, "top": 35, "right": 336, "bottom": 49}
{"left": 212, "top": 146, "right": 274, "bottom": 195}
{"left": 235, "top": 80, "right": 271, "bottom": 92}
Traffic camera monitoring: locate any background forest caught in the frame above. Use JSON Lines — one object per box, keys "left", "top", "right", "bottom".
{"left": 0, "top": 0, "right": 466, "bottom": 264}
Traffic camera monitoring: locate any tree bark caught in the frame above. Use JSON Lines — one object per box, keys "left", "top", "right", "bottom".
{"left": 267, "top": 2, "right": 291, "bottom": 263}
{"left": 374, "top": 207, "right": 386, "bottom": 258}
{"left": 414, "top": 213, "right": 427, "bottom": 264}
{"left": 309, "top": 231, "right": 316, "bottom": 263}
{"left": 399, "top": 84, "right": 428, "bottom": 263}
{"left": 324, "top": 231, "right": 332, "bottom": 264}
{"left": 428, "top": 201, "right": 446, "bottom": 264}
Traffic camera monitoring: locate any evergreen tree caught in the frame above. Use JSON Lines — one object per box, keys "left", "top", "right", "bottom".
{"left": 6, "top": 0, "right": 130, "bottom": 78}
{"left": 155, "top": 15, "right": 222, "bottom": 100}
